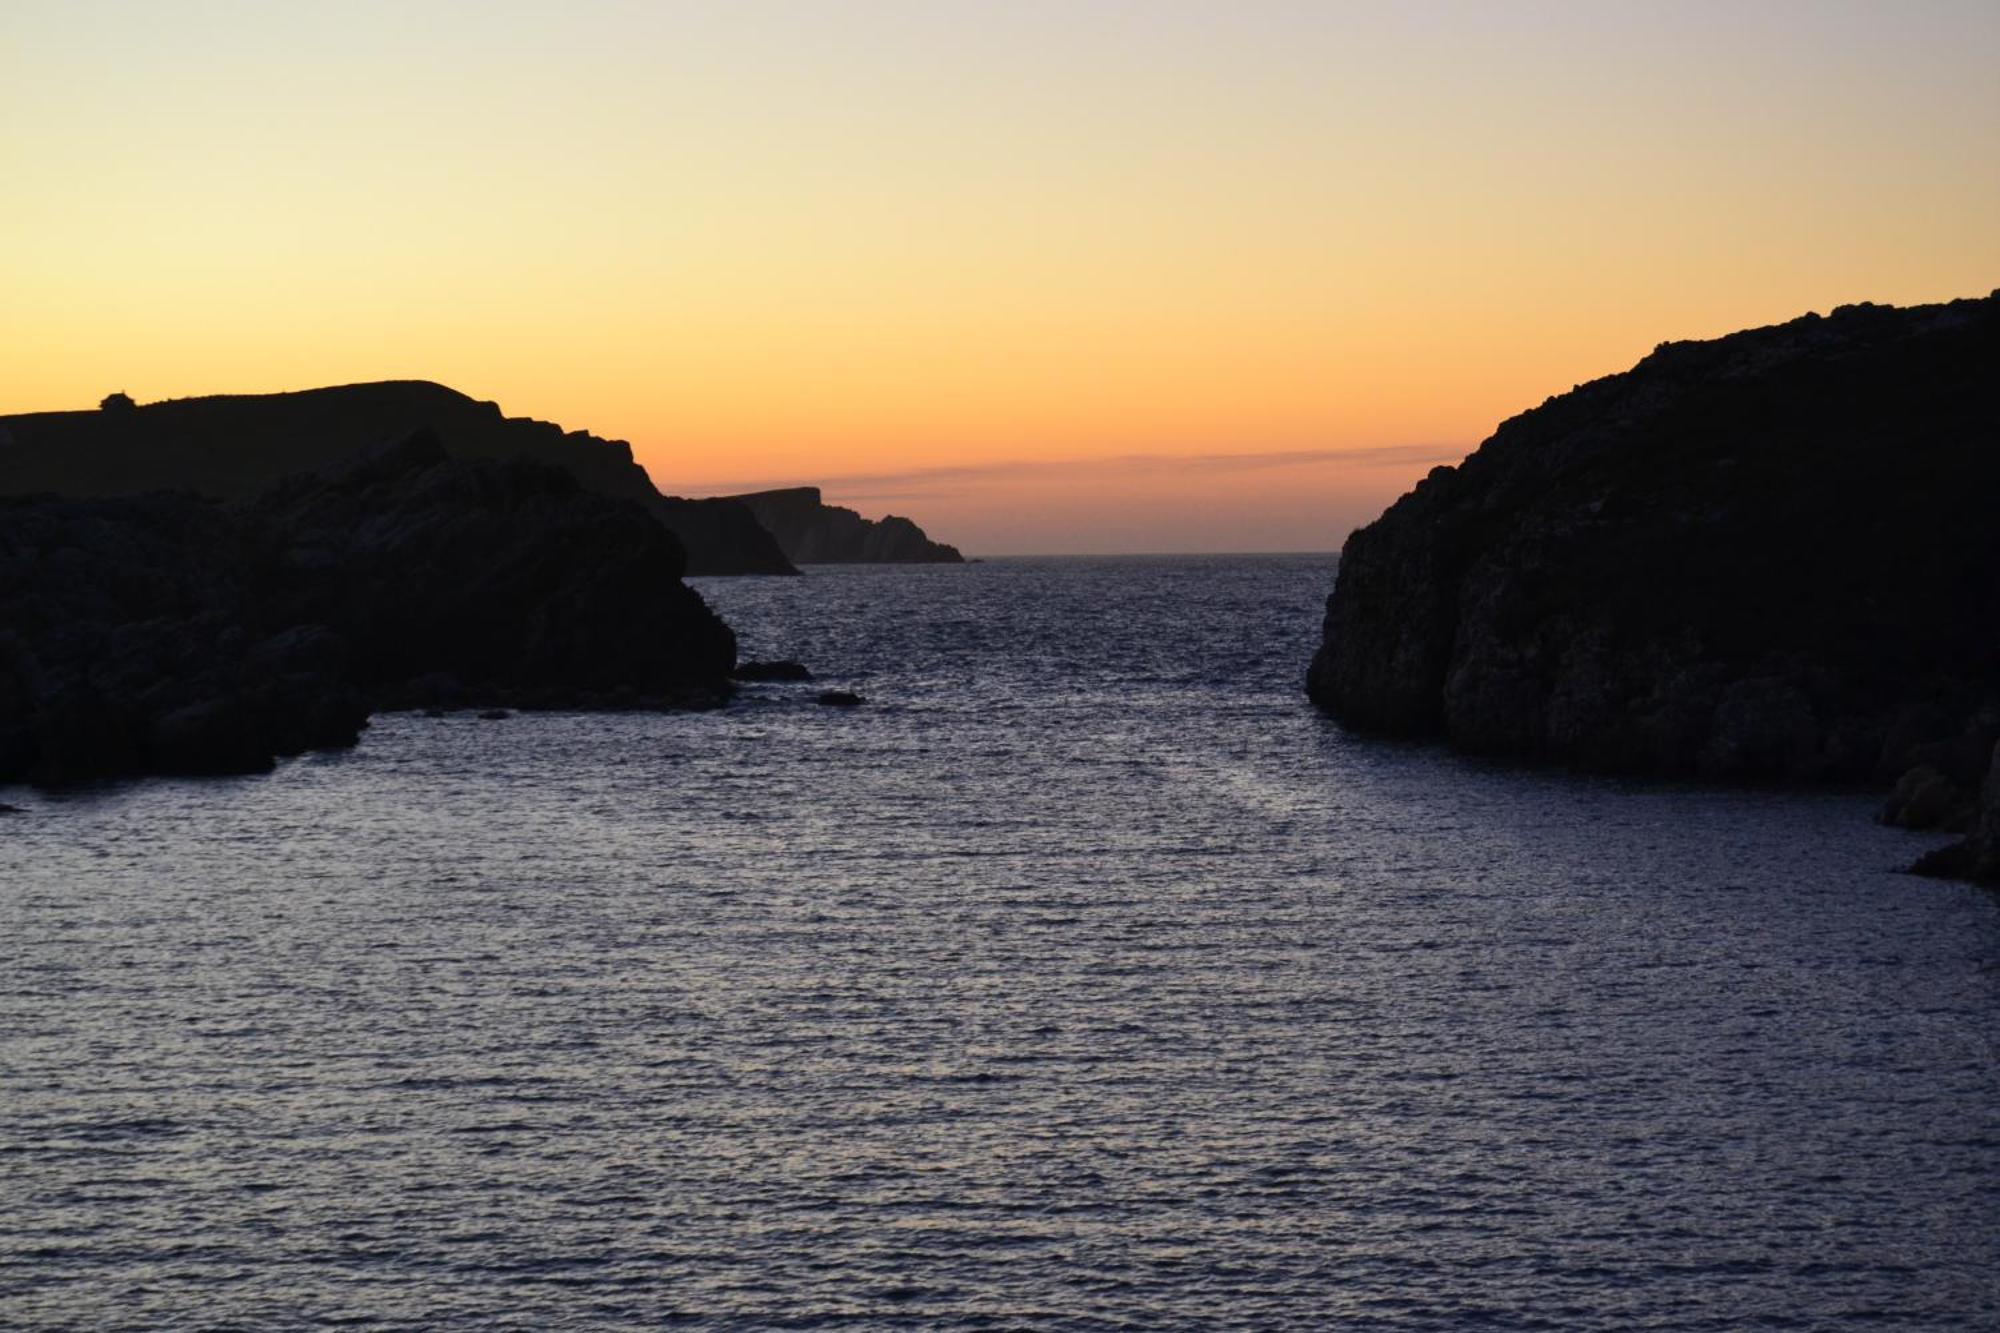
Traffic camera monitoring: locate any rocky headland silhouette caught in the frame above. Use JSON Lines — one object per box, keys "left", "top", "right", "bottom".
{"left": 0, "top": 432, "right": 735, "bottom": 783}
{"left": 1308, "top": 292, "right": 2000, "bottom": 882}
{"left": 723, "top": 486, "right": 964, "bottom": 564}
{"left": 0, "top": 381, "right": 797, "bottom": 576}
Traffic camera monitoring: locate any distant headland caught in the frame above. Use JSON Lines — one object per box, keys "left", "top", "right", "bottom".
{"left": 721, "top": 486, "right": 963, "bottom": 565}
{"left": 1307, "top": 291, "right": 2000, "bottom": 882}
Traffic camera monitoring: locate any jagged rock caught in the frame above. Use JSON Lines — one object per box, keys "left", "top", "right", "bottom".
{"left": 723, "top": 487, "right": 963, "bottom": 564}
{"left": 0, "top": 380, "right": 796, "bottom": 575}
{"left": 1308, "top": 294, "right": 2000, "bottom": 799}
{"left": 0, "top": 490, "right": 360, "bottom": 783}
{"left": 258, "top": 431, "right": 735, "bottom": 698}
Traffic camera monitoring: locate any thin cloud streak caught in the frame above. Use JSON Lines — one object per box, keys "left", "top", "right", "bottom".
{"left": 684, "top": 443, "right": 1464, "bottom": 501}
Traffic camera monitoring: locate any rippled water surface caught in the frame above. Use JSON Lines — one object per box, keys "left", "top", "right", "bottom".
{"left": 4, "top": 556, "right": 1998, "bottom": 1331}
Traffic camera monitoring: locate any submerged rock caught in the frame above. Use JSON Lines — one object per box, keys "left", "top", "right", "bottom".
{"left": 734, "top": 660, "right": 814, "bottom": 682}
{"left": 816, "top": 690, "right": 865, "bottom": 707}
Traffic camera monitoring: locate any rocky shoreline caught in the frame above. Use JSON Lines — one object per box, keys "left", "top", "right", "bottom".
{"left": 1307, "top": 292, "right": 2000, "bottom": 882}
{"left": 0, "top": 432, "right": 736, "bottom": 784}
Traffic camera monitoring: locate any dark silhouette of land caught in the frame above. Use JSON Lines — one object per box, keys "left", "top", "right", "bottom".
{"left": 722, "top": 486, "right": 964, "bottom": 564}
{"left": 0, "top": 432, "right": 735, "bottom": 784}
{"left": 1308, "top": 291, "right": 2000, "bottom": 881}
{"left": 0, "top": 381, "right": 797, "bottom": 575}
{"left": 0, "top": 380, "right": 974, "bottom": 786}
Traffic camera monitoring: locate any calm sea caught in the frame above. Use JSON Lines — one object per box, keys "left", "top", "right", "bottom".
{"left": 3, "top": 556, "right": 1997, "bottom": 1330}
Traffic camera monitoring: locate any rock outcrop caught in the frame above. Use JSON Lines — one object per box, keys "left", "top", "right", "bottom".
{"left": 1912, "top": 745, "right": 2000, "bottom": 883}
{"left": 722, "top": 487, "right": 963, "bottom": 564}
{"left": 1307, "top": 292, "right": 2000, "bottom": 874}
{"left": 0, "top": 381, "right": 796, "bottom": 575}
{"left": 0, "top": 493, "right": 370, "bottom": 782}
{"left": 0, "top": 432, "right": 735, "bottom": 784}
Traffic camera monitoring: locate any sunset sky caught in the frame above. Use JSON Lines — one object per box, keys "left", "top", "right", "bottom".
{"left": 5, "top": 1, "right": 1996, "bottom": 553}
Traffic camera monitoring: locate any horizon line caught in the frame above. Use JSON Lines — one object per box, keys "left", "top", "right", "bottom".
{"left": 670, "top": 443, "right": 1462, "bottom": 501}
{"left": 690, "top": 549, "right": 1344, "bottom": 572}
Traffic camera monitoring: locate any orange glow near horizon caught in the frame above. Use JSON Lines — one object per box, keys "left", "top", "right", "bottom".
{"left": 4, "top": 2, "right": 1996, "bottom": 553}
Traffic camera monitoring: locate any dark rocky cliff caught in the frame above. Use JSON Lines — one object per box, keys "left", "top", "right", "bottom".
{"left": 0, "top": 432, "right": 735, "bottom": 784}
{"left": 1307, "top": 292, "right": 2000, "bottom": 879}
{"left": 723, "top": 486, "right": 964, "bottom": 564}
{"left": 0, "top": 381, "right": 796, "bottom": 576}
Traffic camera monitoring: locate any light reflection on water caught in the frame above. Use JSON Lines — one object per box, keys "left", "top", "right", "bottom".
{"left": 2, "top": 556, "right": 1996, "bottom": 1330}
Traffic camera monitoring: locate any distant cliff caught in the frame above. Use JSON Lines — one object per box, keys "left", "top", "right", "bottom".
{"left": 0, "top": 432, "right": 736, "bottom": 784}
{"left": 723, "top": 486, "right": 963, "bottom": 564}
{"left": 1306, "top": 293, "right": 2000, "bottom": 879}
{"left": 0, "top": 381, "right": 796, "bottom": 576}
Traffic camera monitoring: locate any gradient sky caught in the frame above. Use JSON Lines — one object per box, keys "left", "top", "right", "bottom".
{"left": 5, "top": 2, "right": 1996, "bottom": 553}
